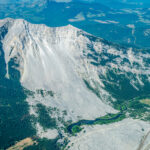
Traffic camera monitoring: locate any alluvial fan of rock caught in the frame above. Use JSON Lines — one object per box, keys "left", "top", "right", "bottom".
{"left": 0, "top": 18, "right": 150, "bottom": 150}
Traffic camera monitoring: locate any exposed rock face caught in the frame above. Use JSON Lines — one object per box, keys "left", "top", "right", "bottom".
{"left": 1, "top": 18, "right": 117, "bottom": 122}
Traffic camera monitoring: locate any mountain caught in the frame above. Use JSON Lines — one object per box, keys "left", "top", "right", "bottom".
{"left": 0, "top": 18, "right": 150, "bottom": 150}
{"left": 1, "top": 18, "right": 116, "bottom": 121}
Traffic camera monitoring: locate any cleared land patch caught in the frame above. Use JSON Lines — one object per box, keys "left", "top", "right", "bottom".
{"left": 140, "top": 99, "right": 150, "bottom": 106}
{"left": 7, "top": 137, "right": 37, "bottom": 150}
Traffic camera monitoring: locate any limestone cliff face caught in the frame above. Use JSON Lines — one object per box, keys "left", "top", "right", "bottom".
{"left": 0, "top": 18, "right": 117, "bottom": 123}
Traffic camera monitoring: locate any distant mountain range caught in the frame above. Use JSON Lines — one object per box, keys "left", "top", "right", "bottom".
{"left": 1, "top": 0, "right": 150, "bottom": 5}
